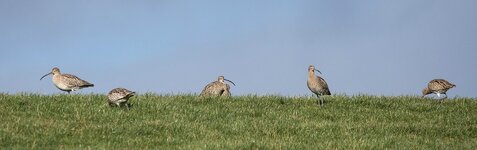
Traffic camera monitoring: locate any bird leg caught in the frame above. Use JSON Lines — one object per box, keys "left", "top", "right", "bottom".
{"left": 125, "top": 103, "right": 131, "bottom": 110}
{"left": 320, "top": 97, "right": 324, "bottom": 106}
{"left": 316, "top": 95, "right": 323, "bottom": 106}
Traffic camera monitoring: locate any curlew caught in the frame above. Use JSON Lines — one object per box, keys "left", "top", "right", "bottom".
{"left": 307, "top": 65, "right": 331, "bottom": 105}
{"left": 108, "top": 88, "right": 135, "bottom": 108}
{"left": 422, "top": 79, "right": 455, "bottom": 101}
{"left": 200, "top": 76, "right": 235, "bottom": 97}
{"left": 40, "top": 67, "right": 94, "bottom": 93}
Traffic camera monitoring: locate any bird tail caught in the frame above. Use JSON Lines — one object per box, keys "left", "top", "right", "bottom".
{"left": 126, "top": 92, "right": 136, "bottom": 98}
{"left": 325, "top": 89, "right": 331, "bottom": 95}
{"left": 129, "top": 92, "right": 136, "bottom": 96}
{"left": 81, "top": 84, "right": 94, "bottom": 88}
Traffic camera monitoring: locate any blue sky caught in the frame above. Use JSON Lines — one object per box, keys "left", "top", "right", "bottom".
{"left": 1, "top": 0, "right": 476, "bottom": 97}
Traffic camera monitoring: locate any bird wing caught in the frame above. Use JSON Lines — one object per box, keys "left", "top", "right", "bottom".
{"left": 61, "top": 74, "right": 93, "bottom": 88}
{"left": 317, "top": 76, "right": 331, "bottom": 95}
{"left": 429, "top": 79, "right": 455, "bottom": 91}
{"left": 108, "top": 88, "right": 134, "bottom": 101}
{"left": 226, "top": 83, "right": 231, "bottom": 90}
{"left": 200, "top": 81, "right": 219, "bottom": 96}
{"left": 200, "top": 81, "right": 229, "bottom": 96}
{"left": 221, "top": 84, "right": 231, "bottom": 96}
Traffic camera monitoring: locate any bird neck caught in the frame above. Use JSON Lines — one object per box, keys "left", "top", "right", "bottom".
{"left": 422, "top": 88, "right": 432, "bottom": 95}
{"left": 308, "top": 71, "right": 315, "bottom": 77}
{"left": 52, "top": 73, "right": 61, "bottom": 80}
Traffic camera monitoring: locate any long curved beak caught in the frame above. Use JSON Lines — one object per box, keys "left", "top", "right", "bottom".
{"left": 314, "top": 69, "right": 322, "bottom": 74}
{"left": 40, "top": 72, "right": 52, "bottom": 80}
{"left": 224, "top": 79, "right": 236, "bottom": 86}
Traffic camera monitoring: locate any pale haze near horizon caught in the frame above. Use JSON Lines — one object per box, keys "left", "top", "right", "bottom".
{"left": 1, "top": 1, "right": 476, "bottom": 97}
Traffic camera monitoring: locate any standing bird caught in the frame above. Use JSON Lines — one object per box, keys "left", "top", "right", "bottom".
{"left": 200, "top": 76, "right": 235, "bottom": 97}
{"left": 108, "top": 88, "right": 136, "bottom": 109}
{"left": 40, "top": 67, "right": 94, "bottom": 93}
{"left": 422, "top": 79, "right": 456, "bottom": 101}
{"left": 307, "top": 65, "right": 331, "bottom": 105}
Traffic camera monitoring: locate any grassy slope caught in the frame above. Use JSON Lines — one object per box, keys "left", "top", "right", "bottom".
{"left": 0, "top": 94, "right": 476, "bottom": 149}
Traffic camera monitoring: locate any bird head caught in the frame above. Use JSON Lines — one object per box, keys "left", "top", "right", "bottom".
{"left": 40, "top": 67, "right": 61, "bottom": 80}
{"left": 308, "top": 65, "right": 322, "bottom": 74}
{"left": 421, "top": 88, "right": 431, "bottom": 98}
{"left": 218, "top": 76, "right": 235, "bottom": 86}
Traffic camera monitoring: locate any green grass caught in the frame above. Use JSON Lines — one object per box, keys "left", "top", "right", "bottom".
{"left": 0, "top": 93, "right": 476, "bottom": 149}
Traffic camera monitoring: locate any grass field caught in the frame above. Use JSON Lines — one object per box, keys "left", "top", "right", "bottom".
{"left": 0, "top": 93, "right": 476, "bottom": 149}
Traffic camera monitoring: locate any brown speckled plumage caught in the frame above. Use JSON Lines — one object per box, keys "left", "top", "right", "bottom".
{"left": 200, "top": 76, "right": 235, "bottom": 97}
{"left": 422, "top": 79, "right": 455, "bottom": 99}
{"left": 307, "top": 65, "right": 331, "bottom": 105}
{"left": 40, "top": 67, "right": 94, "bottom": 93}
{"left": 108, "top": 88, "right": 135, "bottom": 108}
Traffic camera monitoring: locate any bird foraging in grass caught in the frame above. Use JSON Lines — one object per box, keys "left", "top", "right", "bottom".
{"left": 422, "top": 79, "right": 455, "bottom": 101}
{"left": 108, "top": 88, "right": 135, "bottom": 109}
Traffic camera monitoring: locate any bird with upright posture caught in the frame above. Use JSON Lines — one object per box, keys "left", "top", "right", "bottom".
{"left": 422, "top": 79, "right": 455, "bottom": 100}
{"left": 108, "top": 88, "right": 135, "bottom": 108}
{"left": 40, "top": 67, "right": 94, "bottom": 93}
{"left": 200, "top": 76, "right": 235, "bottom": 97}
{"left": 307, "top": 65, "right": 331, "bottom": 105}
